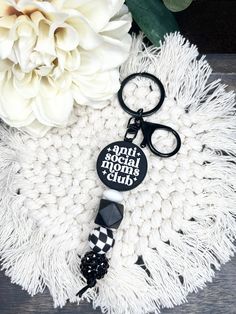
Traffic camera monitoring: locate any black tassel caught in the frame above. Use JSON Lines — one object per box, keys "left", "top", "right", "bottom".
{"left": 76, "top": 280, "right": 97, "bottom": 297}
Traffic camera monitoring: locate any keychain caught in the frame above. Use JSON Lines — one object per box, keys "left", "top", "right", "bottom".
{"left": 77, "top": 72, "right": 181, "bottom": 297}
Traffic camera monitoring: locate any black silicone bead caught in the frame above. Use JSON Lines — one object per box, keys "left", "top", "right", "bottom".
{"left": 95, "top": 199, "right": 124, "bottom": 229}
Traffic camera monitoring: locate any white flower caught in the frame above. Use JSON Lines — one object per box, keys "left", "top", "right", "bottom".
{"left": 0, "top": 0, "right": 132, "bottom": 136}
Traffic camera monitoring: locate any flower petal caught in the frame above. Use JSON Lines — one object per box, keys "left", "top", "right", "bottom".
{"left": 0, "top": 16, "right": 16, "bottom": 58}
{"left": 13, "top": 70, "right": 40, "bottom": 99}
{"left": 1, "top": 113, "right": 35, "bottom": 127}
{"left": 0, "top": 58, "right": 12, "bottom": 71}
{"left": 33, "top": 90, "right": 74, "bottom": 126}
{"left": 12, "top": 18, "right": 37, "bottom": 71}
{"left": 72, "top": 69, "right": 120, "bottom": 104}
{"left": 67, "top": 15, "right": 102, "bottom": 50}
{"left": 12, "top": 0, "right": 57, "bottom": 15}
{"left": 0, "top": 1, "right": 11, "bottom": 16}
{"left": 77, "top": 49, "right": 101, "bottom": 75}
{"left": 77, "top": 0, "right": 126, "bottom": 31}
{"left": 77, "top": 0, "right": 113, "bottom": 32}
{"left": 101, "top": 13, "right": 132, "bottom": 39}
{"left": 22, "top": 119, "right": 51, "bottom": 137}
{"left": 0, "top": 76, "right": 33, "bottom": 125}
{"left": 54, "top": 23, "right": 80, "bottom": 51}
{"left": 79, "top": 34, "right": 131, "bottom": 71}
{"left": 34, "top": 19, "right": 56, "bottom": 56}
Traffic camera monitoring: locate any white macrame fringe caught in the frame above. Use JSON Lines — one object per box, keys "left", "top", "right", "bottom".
{"left": 0, "top": 126, "right": 87, "bottom": 306}
{"left": 0, "top": 33, "right": 235, "bottom": 314}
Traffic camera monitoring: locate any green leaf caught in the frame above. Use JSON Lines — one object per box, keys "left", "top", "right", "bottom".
{"left": 126, "top": 0, "right": 179, "bottom": 47}
{"left": 163, "top": 0, "right": 193, "bottom": 12}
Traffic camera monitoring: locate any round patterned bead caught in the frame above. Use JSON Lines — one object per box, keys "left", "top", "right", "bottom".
{"left": 77, "top": 251, "right": 109, "bottom": 297}
{"left": 80, "top": 251, "right": 109, "bottom": 283}
{"left": 89, "top": 227, "right": 115, "bottom": 254}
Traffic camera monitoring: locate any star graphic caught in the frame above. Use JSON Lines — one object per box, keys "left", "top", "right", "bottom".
{"left": 137, "top": 152, "right": 141, "bottom": 156}
{"left": 133, "top": 177, "right": 137, "bottom": 181}
{"left": 102, "top": 170, "right": 107, "bottom": 175}
{"left": 107, "top": 147, "right": 111, "bottom": 152}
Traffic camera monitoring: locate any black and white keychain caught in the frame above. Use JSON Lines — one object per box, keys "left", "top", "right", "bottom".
{"left": 77, "top": 72, "right": 181, "bottom": 297}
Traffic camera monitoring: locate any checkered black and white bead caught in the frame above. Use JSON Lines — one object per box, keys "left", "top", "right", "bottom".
{"left": 89, "top": 226, "right": 115, "bottom": 254}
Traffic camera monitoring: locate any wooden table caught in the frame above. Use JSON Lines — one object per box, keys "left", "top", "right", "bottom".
{"left": 0, "top": 54, "right": 235, "bottom": 314}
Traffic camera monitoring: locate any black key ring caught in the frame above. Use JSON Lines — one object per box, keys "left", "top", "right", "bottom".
{"left": 118, "top": 72, "right": 181, "bottom": 158}
{"left": 118, "top": 72, "right": 165, "bottom": 117}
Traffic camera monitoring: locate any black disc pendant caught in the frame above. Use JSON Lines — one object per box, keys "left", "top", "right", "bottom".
{"left": 97, "top": 141, "right": 148, "bottom": 191}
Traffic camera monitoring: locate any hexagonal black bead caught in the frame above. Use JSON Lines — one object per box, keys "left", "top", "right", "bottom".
{"left": 95, "top": 199, "right": 124, "bottom": 229}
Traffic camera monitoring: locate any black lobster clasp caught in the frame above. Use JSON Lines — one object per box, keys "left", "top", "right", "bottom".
{"left": 119, "top": 72, "right": 181, "bottom": 158}
{"left": 140, "top": 121, "right": 181, "bottom": 158}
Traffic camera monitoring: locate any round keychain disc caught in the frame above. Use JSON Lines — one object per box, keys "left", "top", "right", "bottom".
{"left": 97, "top": 141, "right": 148, "bottom": 192}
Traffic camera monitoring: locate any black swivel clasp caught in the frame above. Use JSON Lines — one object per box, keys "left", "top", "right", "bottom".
{"left": 124, "top": 109, "right": 143, "bottom": 142}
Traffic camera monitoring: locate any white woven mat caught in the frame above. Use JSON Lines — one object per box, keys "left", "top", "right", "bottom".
{"left": 0, "top": 34, "right": 235, "bottom": 314}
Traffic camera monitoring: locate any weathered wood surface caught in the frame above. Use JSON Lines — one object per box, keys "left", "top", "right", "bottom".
{"left": 0, "top": 54, "right": 235, "bottom": 314}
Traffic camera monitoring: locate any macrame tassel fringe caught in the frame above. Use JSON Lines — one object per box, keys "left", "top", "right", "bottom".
{"left": 0, "top": 125, "right": 87, "bottom": 307}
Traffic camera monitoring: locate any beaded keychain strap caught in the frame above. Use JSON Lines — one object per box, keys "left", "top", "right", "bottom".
{"left": 77, "top": 72, "right": 181, "bottom": 297}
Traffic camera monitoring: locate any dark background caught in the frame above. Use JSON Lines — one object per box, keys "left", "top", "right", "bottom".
{"left": 131, "top": 0, "right": 236, "bottom": 53}
{"left": 174, "top": 0, "right": 236, "bottom": 53}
